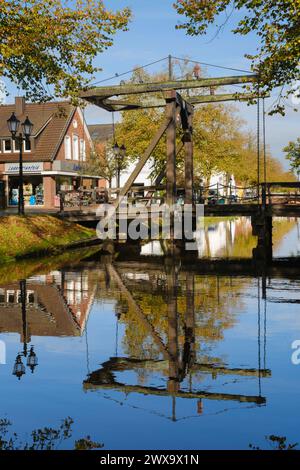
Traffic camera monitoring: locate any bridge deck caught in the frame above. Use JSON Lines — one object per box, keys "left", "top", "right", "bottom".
{"left": 58, "top": 203, "right": 300, "bottom": 222}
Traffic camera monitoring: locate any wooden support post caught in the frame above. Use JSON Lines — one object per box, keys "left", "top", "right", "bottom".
{"left": 182, "top": 272, "right": 195, "bottom": 373}
{"left": 165, "top": 91, "right": 177, "bottom": 208}
{"left": 166, "top": 262, "right": 179, "bottom": 395}
{"left": 107, "top": 264, "right": 172, "bottom": 361}
{"left": 114, "top": 118, "right": 171, "bottom": 210}
{"left": 184, "top": 107, "right": 194, "bottom": 205}
{"left": 252, "top": 213, "right": 273, "bottom": 263}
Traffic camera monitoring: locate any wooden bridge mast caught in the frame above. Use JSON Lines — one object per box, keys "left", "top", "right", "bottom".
{"left": 80, "top": 74, "right": 258, "bottom": 211}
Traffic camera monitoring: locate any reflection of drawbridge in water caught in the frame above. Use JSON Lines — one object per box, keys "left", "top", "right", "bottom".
{"left": 83, "top": 260, "right": 271, "bottom": 420}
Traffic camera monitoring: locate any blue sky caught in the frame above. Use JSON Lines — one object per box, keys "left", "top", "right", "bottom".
{"left": 2, "top": 0, "right": 299, "bottom": 169}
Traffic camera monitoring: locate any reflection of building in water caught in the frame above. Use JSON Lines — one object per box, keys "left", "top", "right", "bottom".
{"left": 0, "top": 270, "right": 96, "bottom": 342}
{"left": 48, "top": 270, "right": 96, "bottom": 332}
{"left": 140, "top": 218, "right": 254, "bottom": 258}
{"left": 197, "top": 217, "right": 252, "bottom": 258}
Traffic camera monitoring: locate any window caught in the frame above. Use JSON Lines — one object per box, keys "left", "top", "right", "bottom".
{"left": 73, "top": 134, "right": 79, "bottom": 161}
{"left": 4, "top": 139, "right": 12, "bottom": 152}
{"left": 65, "top": 135, "right": 71, "bottom": 160}
{"left": 24, "top": 139, "right": 31, "bottom": 152}
{"left": 13, "top": 139, "right": 20, "bottom": 152}
{"left": 80, "top": 139, "right": 86, "bottom": 161}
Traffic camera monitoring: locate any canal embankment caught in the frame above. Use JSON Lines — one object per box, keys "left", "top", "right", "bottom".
{"left": 0, "top": 215, "right": 100, "bottom": 264}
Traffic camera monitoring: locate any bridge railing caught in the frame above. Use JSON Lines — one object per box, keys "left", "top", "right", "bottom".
{"left": 261, "top": 182, "right": 300, "bottom": 208}
{"left": 58, "top": 188, "right": 108, "bottom": 214}
{"left": 109, "top": 183, "right": 260, "bottom": 205}
{"left": 58, "top": 182, "right": 300, "bottom": 213}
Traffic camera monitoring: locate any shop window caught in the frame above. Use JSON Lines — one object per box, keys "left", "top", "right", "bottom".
{"left": 73, "top": 135, "right": 79, "bottom": 161}
{"left": 8, "top": 176, "right": 44, "bottom": 207}
{"left": 80, "top": 139, "right": 86, "bottom": 161}
{"left": 65, "top": 135, "right": 71, "bottom": 160}
{"left": 4, "top": 139, "right": 12, "bottom": 152}
{"left": 56, "top": 176, "right": 73, "bottom": 193}
{"left": 24, "top": 139, "right": 31, "bottom": 152}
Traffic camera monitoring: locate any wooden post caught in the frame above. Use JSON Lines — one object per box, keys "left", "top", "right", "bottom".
{"left": 184, "top": 107, "right": 194, "bottom": 205}
{"left": 166, "top": 262, "right": 179, "bottom": 395}
{"left": 165, "top": 91, "right": 177, "bottom": 208}
{"left": 182, "top": 272, "right": 195, "bottom": 373}
{"left": 114, "top": 118, "right": 171, "bottom": 210}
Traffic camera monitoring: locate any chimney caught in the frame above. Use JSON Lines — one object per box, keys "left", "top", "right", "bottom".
{"left": 15, "top": 96, "right": 25, "bottom": 115}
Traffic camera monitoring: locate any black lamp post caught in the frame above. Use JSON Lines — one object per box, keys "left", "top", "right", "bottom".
{"left": 199, "top": 178, "right": 204, "bottom": 203}
{"left": 229, "top": 176, "right": 233, "bottom": 202}
{"left": 7, "top": 113, "right": 33, "bottom": 215}
{"left": 113, "top": 142, "right": 126, "bottom": 190}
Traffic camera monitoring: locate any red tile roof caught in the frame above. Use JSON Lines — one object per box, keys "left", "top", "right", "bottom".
{"left": 0, "top": 100, "right": 75, "bottom": 162}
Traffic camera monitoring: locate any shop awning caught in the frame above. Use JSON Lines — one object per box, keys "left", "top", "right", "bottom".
{"left": 41, "top": 171, "right": 101, "bottom": 179}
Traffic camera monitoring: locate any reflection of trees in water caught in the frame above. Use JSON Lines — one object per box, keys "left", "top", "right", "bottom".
{"left": 0, "top": 417, "right": 102, "bottom": 450}
{"left": 114, "top": 272, "right": 248, "bottom": 374}
{"left": 250, "top": 435, "right": 298, "bottom": 451}
{"left": 201, "top": 217, "right": 296, "bottom": 258}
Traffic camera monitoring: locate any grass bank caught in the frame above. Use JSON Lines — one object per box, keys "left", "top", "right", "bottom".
{"left": 0, "top": 246, "right": 101, "bottom": 284}
{"left": 0, "top": 215, "right": 97, "bottom": 264}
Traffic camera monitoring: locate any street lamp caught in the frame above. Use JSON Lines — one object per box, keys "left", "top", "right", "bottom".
{"left": 113, "top": 142, "right": 126, "bottom": 189}
{"left": 199, "top": 178, "right": 204, "bottom": 203}
{"left": 7, "top": 113, "right": 33, "bottom": 215}
{"left": 229, "top": 176, "right": 233, "bottom": 202}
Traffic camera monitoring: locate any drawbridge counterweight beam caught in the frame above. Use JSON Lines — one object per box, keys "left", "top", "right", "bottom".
{"left": 81, "top": 74, "right": 257, "bottom": 105}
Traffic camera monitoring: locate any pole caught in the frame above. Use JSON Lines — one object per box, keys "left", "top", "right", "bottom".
{"left": 18, "top": 134, "right": 24, "bottom": 215}
{"left": 117, "top": 163, "right": 121, "bottom": 191}
{"left": 257, "top": 94, "right": 260, "bottom": 204}
{"left": 165, "top": 91, "right": 177, "bottom": 208}
{"left": 20, "top": 279, "right": 27, "bottom": 356}
{"left": 184, "top": 107, "right": 194, "bottom": 205}
{"left": 263, "top": 98, "right": 267, "bottom": 183}
{"left": 168, "top": 54, "right": 173, "bottom": 81}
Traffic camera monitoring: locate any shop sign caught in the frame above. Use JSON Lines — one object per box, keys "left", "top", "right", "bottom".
{"left": 52, "top": 161, "right": 82, "bottom": 173}
{"left": 5, "top": 162, "right": 43, "bottom": 174}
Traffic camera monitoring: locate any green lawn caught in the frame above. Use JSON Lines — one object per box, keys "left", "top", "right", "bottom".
{"left": 0, "top": 215, "right": 96, "bottom": 264}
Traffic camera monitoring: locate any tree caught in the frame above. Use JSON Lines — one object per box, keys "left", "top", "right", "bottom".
{"left": 0, "top": 1, "right": 131, "bottom": 103}
{"left": 174, "top": 0, "right": 300, "bottom": 114}
{"left": 193, "top": 103, "right": 246, "bottom": 184}
{"left": 115, "top": 67, "right": 291, "bottom": 186}
{"left": 0, "top": 417, "right": 102, "bottom": 450}
{"left": 80, "top": 140, "right": 130, "bottom": 187}
{"left": 284, "top": 138, "right": 300, "bottom": 177}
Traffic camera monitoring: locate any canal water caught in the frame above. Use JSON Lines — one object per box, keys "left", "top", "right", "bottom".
{"left": 0, "top": 217, "right": 299, "bottom": 450}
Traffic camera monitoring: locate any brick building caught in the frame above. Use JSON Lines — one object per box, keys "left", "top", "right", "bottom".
{"left": 0, "top": 97, "right": 106, "bottom": 209}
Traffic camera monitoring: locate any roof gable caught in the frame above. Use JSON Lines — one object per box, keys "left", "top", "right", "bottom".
{"left": 0, "top": 100, "right": 75, "bottom": 162}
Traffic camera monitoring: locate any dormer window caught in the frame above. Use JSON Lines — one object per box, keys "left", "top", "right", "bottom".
{"left": 24, "top": 138, "right": 31, "bottom": 152}
{"left": 12, "top": 138, "right": 31, "bottom": 153}
{"left": 13, "top": 139, "right": 21, "bottom": 152}
{"left": 4, "top": 139, "right": 12, "bottom": 152}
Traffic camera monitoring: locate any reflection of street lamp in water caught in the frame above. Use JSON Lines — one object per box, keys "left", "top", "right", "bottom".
{"left": 27, "top": 346, "right": 38, "bottom": 373}
{"left": 12, "top": 353, "right": 25, "bottom": 380}
{"left": 12, "top": 347, "right": 38, "bottom": 379}
{"left": 12, "top": 280, "right": 38, "bottom": 380}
